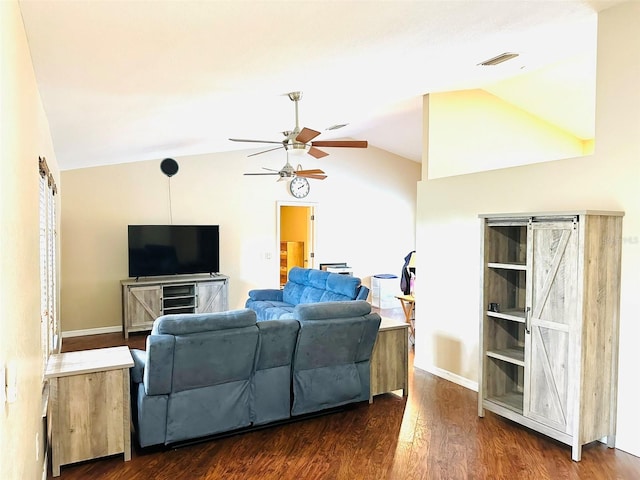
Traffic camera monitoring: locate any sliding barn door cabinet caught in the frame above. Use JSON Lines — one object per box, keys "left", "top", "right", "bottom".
{"left": 478, "top": 211, "right": 623, "bottom": 461}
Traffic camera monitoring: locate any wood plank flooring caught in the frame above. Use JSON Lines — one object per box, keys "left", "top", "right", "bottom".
{"left": 52, "top": 309, "right": 640, "bottom": 479}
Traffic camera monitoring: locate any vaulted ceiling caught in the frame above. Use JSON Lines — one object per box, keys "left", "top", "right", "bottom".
{"left": 19, "top": 1, "right": 616, "bottom": 170}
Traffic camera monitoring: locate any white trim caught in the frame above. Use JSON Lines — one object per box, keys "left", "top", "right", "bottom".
{"left": 62, "top": 325, "right": 123, "bottom": 338}
{"left": 422, "top": 365, "right": 479, "bottom": 392}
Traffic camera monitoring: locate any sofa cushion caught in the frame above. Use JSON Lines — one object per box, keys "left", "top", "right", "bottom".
{"left": 283, "top": 267, "right": 361, "bottom": 305}
{"left": 246, "top": 267, "right": 368, "bottom": 321}
{"left": 246, "top": 301, "right": 295, "bottom": 321}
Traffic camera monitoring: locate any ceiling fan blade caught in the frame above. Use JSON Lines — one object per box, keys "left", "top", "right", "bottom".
{"left": 243, "top": 172, "right": 280, "bottom": 176}
{"left": 230, "top": 138, "right": 283, "bottom": 145}
{"left": 297, "top": 173, "right": 327, "bottom": 180}
{"left": 310, "top": 140, "right": 368, "bottom": 148}
{"left": 295, "top": 167, "right": 326, "bottom": 180}
{"left": 307, "top": 146, "right": 329, "bottom": 159}
{"left": 295, "top": 127, "right": 321, "bottom": 144}
{"left": 248, "top": 146, "right": 285, "bottom": 157}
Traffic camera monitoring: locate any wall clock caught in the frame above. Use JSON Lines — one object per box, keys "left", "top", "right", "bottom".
{"left": 289, "top": 176, "right": 310, "bottom": 198}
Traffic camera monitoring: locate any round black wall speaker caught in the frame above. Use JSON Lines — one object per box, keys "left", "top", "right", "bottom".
{"left": 160, "top": 158, "right": 179, "bottom": 177}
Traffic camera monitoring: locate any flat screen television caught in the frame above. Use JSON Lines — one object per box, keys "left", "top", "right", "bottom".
{"left": 128, "top": 225, "right": 220, "bottom": 278}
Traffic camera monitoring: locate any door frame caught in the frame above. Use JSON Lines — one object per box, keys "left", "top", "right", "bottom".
{"left": 276, "top": 201, "right": 317, "bottom": 283}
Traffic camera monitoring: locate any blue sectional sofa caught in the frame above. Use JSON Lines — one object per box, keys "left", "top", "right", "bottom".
{"left": 245, "top": 266, "right": 370, "bottom": 321}
{"left": 129, "top": 301, "right": 381, "bottom": 448}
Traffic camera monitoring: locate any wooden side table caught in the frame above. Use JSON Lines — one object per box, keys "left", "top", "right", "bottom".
{"left": 45, "top": 346, "right": 134, "bottom": 477}
{"left": 395, "top": 294, "right": 415, "bottom": 344}
{"left": 370, "top": 317, "right": 409, "bottom": 402}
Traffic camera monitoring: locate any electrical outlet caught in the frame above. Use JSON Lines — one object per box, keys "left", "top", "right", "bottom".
{"left": 264, "top": 252, "right": 272, "bottom": 260}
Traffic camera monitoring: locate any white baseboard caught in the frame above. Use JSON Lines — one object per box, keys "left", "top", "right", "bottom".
{"left": 62, "top": 325, "right": 122, "bottom": 338}
{"left": 421, "top": 365, "right": 479, "bottom": 392}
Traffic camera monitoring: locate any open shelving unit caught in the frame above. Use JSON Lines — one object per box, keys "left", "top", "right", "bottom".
{"left": 478, "top": 211, "right": 624, "bottom": 462}
{"left": 481, "top": 222, "right": 528, "bottom": 413}
{"left": 162, "top": 284, "right": 197, "bottom": 314}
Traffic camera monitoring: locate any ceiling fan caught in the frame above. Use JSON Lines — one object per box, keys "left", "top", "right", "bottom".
{"left": 230, "top": 91, "right": 368, "bottom": 159}
{"left": 244, "top": 147, "right": 327, "bottom": 180}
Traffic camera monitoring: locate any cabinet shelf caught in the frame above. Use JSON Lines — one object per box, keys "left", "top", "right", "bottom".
{"left": 162, "top": 306, "right": 194, "bottom": 314}
{"left": 487, "top": 347, "right": 525, "bottom": 366}
{"left": 487, "top": 309, "right": 526, "bottom": 323}
{"left": 485, "top": 392, "right": 524, "bottom": 414}
{"left": 488, "top": 262, "right": 526, "bottom": 271}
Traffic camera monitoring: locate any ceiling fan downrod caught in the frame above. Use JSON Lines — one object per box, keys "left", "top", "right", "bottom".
{"left": 287, "top": 91, "right": 307, "bottom": 154}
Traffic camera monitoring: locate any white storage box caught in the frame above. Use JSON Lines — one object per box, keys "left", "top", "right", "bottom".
{"left": 371, "top": 274, "right": 399, "bottom": 309}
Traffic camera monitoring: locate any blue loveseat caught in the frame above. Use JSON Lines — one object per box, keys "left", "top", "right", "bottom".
{"left": 129, "top": 301, "right": 381, "bottom": 447}
{"left": 245, "top": 266, "right": 370, "bottom": 321}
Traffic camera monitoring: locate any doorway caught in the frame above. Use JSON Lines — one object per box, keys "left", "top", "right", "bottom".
{"left": 277, "top": 202, "right": 316, "bottom": 286}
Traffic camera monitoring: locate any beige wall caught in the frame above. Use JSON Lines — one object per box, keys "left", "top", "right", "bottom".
{"left": 415, "top": 2, "right": 640, "bottom": 456}
{"left": 428, "top": 89, "right": 590, "bottom": 179}
{"left": 0, "top": 1, "right": 60, "bottom": 477}
{"left": 60, "top": 147, "right": 420, "bottom": 333}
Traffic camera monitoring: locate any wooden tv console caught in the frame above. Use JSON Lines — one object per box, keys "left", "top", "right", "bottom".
{"left": 121, "top": 274, "right": 229, "bottom": 338}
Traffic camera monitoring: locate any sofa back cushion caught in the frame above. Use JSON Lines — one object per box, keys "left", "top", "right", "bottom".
{"left": 172, "top": 326, "right": 259, "bottom": 393}
{"left": 290, "top": 301, "right": 381, "bottom": 415}
{"left": 147, "top": 309, "right": 260, "bottom": 394}
{"left": 283, "top": 267, "right": 362, "bottom": 305}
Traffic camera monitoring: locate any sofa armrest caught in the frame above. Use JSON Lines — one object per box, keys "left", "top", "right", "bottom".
{"left": 130, "top": 349, "right": 147, "bottom": 384}
{"left": 247, "top": 288, "right": 284, "bottom": 302}
{"left": 356, "top": 285, "right": 370, "bottom": 301}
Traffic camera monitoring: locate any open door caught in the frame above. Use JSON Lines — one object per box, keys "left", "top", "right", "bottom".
{"left": 277, "top": 202, "right": 316, "bottom": 286}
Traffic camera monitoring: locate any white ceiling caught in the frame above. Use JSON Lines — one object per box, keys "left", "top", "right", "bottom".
{"left": 19, "top": 0, "right": 615, "bottom": 171}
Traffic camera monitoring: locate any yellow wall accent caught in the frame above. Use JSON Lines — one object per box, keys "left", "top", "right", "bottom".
{"left": 428, "top": 89, "right": 588, "bottom": 179}
{"left": 281, "top": 206, "right": 308, "bottom": 243}
{"left": 281, "top": 205, "right": 309, "bottom": 266}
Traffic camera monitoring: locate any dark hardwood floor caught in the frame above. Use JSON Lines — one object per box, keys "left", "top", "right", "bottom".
{"left": 53, "top": 308, "right": 640, "bottom": 479}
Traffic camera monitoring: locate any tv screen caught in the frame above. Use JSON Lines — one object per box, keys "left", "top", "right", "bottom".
{"left": 128, "top": 225, "right": 220, "bottom": 277}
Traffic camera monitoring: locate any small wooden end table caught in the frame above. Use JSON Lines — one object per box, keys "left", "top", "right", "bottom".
{"left": 370, "top": 317, "right": 409, "bottom": 402}
{"left": 395, "top": 294, "right": 415, "bottom": 344}
{"left": 45, "top": 346, "right": 134, "bottom": 477}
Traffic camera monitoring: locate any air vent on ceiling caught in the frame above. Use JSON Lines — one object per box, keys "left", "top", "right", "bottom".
{"left": 478, "top": 52, "right": 519, "bottom": 66}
